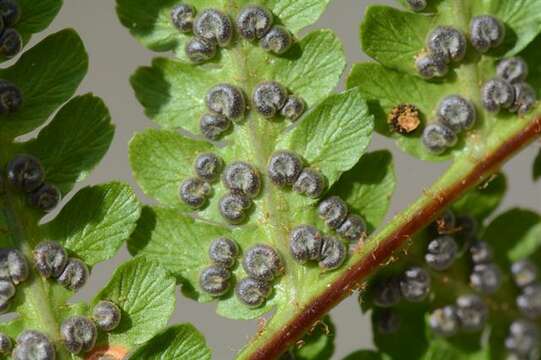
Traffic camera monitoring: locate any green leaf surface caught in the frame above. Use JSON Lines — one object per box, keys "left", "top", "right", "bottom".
{"left": 482, "top": 208, "right": 541, "bottom": 265}
{"left": 348, "top": 60, "right": 541, "bottom": 161}
{"left": 25, "top": 94, "right": 114, "bottom": 195}
{"left": 122, "top": 1, "right": 541, "bottom": 358}
{"left": 522, "top": 33, "right": 541, "bottom": 98}
{"left": 0, "top": 23, "right": 149, "bottom": 358}
{"left": 533, "top": 148, "right": 541, "bottom": 181}
{"left": 129, "top": 211, "right": 278, "bottom": 319}
{"left": 351, "top": 2, "right": 541, "bottom": 162}
{"left": 342, "top": 350, "right": 386, "bottom": 360}
{"left": 1, "top": 178, "right": 140, "bottom": 358}
{"left": 127, "top": 324, "right": 212, "bottom": 360}
{"left": 507, "top": 219, "right": 541, "bottom": 263}
{"left": 372, "top": 304, "right": 428, "bottom": 359}
{"left": 44, "top": 182, "right": 141, "bottom": 266}
{"left": 93, "top": 257, "right": 176, "bottom": 348}
{"left": 116, "top": 0, "right": 178, "bottom": 53}
{"left": 130, "top": 56, "right": 235, "bottom": 132}
{"left": 471, "top": 0, "right": 541, "bottom": 57}
{"left": 0, "top": 0, "right": 63, "bottom": 63}
{"left": 130, "top": 129, "right": 213, "bottom": 208}
{"left": 130, "top": 29, "right": 344, "bottom": 133}
{"left": 0, "top": 29, "right": 88, "bottom": 138}
{"left": 487, "top": 321, "right": 510, "bottom": 360}
{"left": 129, "top": 196, "right": 383, "bottom": 321}
{"left": 361, "top": 5, "right": 434, "bottom": 75}
{"left": 126, "top": 0, "right": 382, "bottom": 328}
{"left": 330, "top": 150, "right": 395, "bottom": 231}
{"left": 17, "top": 0, "right": 62, "bottom": 35}
{"left": 451, "top": 173, "right": 507, "bottom": 222}
{"left": 130, "top": 89, "right": 374, "bottom": 227}
{"left": 290, "top": 316, "right": 335, "bottom": 360}
{"left": 273, "top": 0, "right": 330, "bottom": 33}
{"left": 121, "top": 0, "right": 397, "bottom": 345}
{"left": 420, "top": 337, "right": 488, "bottom": 360}
{"left": 362, "top": 2, "right": 541, "bottom": 74}
{"left": 273, "top": 30, "right": 346, "bottom": 107}
{"left": 422, "top": 313, "right": 488, "bottom": 360}
{"left": 0, "top": 318, "right": 25, "bottom": 339}
{"left": 128, "top": 206, "right": 231, "bottom": 302}
{"left": 0, "top": 5, "right": 184, "bottom": 360}
{"left": 116, "top": 0, "right": 330, "bottom": 56}
{"left": 128, "top": 91, "right": 377, "bottom": 321}
{"left": 278, "top": 89, "right": 374, "bottom": 186}
{"left": 347, "top": 62, "right": 453, "bottom": 161}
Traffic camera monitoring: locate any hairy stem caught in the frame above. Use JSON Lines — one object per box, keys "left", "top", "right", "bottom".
{"left": 238, "top": 115, "right": 541, "bottom": 359}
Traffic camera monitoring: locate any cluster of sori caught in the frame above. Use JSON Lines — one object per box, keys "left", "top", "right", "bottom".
{"left": 0, "top": 244, "right": 120, "bottom": 357}
{"left": 426, "top": 210, "right": 492, "bottom": 337}
{"left": 422, "top": 94, "right": 476, "bottom": 154}
{"left": 369, "top": 266, "right": 432, "bottom": 333}
{"left": 0, "top": 301, "right": 121, "bottom": 358}
{"left": 318, "top": 196, "right": 367, "bottom": 245}
{"left": 178, "top": 153, "right": 261, "bottom": 224}
{"left": 5, "top": 330, "right": 55, "bottom": 360}
{"left": 200, "top": 84, "right": 245, "bottom": 140}
{"left": 33, "top": 241, "right": 89, "bottom": 291}
{"left": 429, "top": 294, "right": 488, "bottom": 337}
{"left": 236, "top": 244, "right": 283, "bottom": 308}
{"left": 429, "top": 208, "right": 502, "bottom": 294}
{"left": 3, "top": 154, "right": 61, "bottom": 212}
{"left": 415, "top": 16, "right": 523, "bottom": 154}
{"left": 371, "top": 210, "right": 478, "bottom": 334}
{"left": 268, "top": 150, "right": 326, "bottom": 198}
{"left": 429, "top": 209, "right": 478, "bottom": 249}
{"left": 468, "top": 239, "right": 502, "bottom": 294}
{"left": 511, "top": 259, "right": 541, "bottom": 320}
{"left": 180, "top": 152, "right": 223, "bottom": 208}
{"left": 406, "top": 0, "right": 427, "bottom": 12}
{"left": 416, "top": 15, "right": 505, "bottom": 79}
{"left": 425, "top": 233, "right": 458, "bottom": 272}
{"left": 199, "top": 237, "right": 284, "bottom": 309}
{"left": 238, "top": 6, "right": 293, "bottom": 55}
{"left": 253, "top": 81, "right": 305, "bottom": 121}
{"left": 289, "top": 225, "right": 347, "bottom": 271}
{"left": 0, "top": 0, "right": 22, "bottom": 58}
{"left": 482, "top": 57, "right": 537, "bottom": 115}
{"left": 219, "top": 161, "right": 260, "bottom": 224}
{"left": 416, "top": 25, "right": 466, "bottom": 79}
{"left": 373, "top": 307, "right": 401, "bottom": 334}
{"left": 200, "top": 81, "right": 306, "bottom": 141}
{"left": 199, "top": 237, "right": 240, "bottom": 297}
{"left": 60, "top": 300, "right": 121, "bottom": 355}
{"left": 171, "top": 4, "right": 231, "bottom": 63}
{"left": 0, "top": 79, "right": 21, "bottom": 114}
{"left": 171, "top": 3, "right": 294, "bottom": 63}
{"left": 504, "top": 259, "right": 541, "bottom": 359}
{"left": 504, "top": 319, "right": 540, "bottom": 360}
{"left": 0, "top": 248, "right": 28, "bottom": 313}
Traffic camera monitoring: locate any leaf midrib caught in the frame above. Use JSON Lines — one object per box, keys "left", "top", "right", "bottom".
{"left": 226, "top": 1, "right": 305, "bottom": 304}
{"left": 0, "top": 145, "right": 73, "bottom": 359}
{"left": 449, "top": 0, "right": 491, "bottom": 161}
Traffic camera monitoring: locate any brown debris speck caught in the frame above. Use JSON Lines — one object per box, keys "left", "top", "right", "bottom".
{"left": 86, "top": 346, "right": 128, "bottom": 360}
{"left": 435, "top": 216, "right": 454, "bottom": 235}
{"left": 388, "top": 104, "right": 421, "bottom": 134}
{"left": 257, "top": 317, "right": 267, "bottom": 336}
